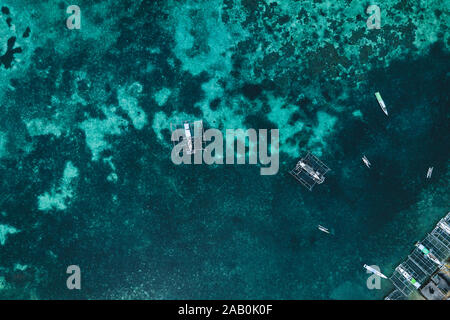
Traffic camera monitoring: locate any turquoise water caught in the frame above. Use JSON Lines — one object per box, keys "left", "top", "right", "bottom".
{"left": 0, "top": 0, "right": 448, "bottom": 299}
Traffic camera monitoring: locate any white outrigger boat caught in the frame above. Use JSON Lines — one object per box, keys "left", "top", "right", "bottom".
{"left": 183, "top": 122, "right": 194, "bottom": 154}
{"left": 375, "top": 92, "right": 388, "bottom": 116}
{"left": 415, "top": 242, "right": 442, "bottom": 266}
{"left": 362, "top": 155, "right": 371, "bottom": 168}
{"left": 397, "top": 266, "right": 421, "bottom": 288}
{"left": 438, "top": 220, "right": 450, "bottom": 234}
{"left": 318, "top": 225, "right": 330, "bottom": 234}
{"left": 363, "top": 264, "right": 388, "bottom": 279}
{"left": 426, "top": 167, "right": 433, "bottom": 179}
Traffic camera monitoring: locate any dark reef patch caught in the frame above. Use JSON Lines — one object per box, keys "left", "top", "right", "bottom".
{"left": 177, "top": 71, "right": 209, "bottom": 117}
{"left": 209, "top": 97, "right": 221, "bottom": 111}
{"left": 242, "top": 83, "right": 263, "bottom": 100}
{"left": 0, "top": 37, "right": 22, "bottom": 69}
{"left": 244, "top": 113, "right": 277, "bottom": 130}
{"left": 23, "top": 26, "right": 31, "bottom": 38}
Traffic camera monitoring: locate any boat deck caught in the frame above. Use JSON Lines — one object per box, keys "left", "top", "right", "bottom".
{"left": 169, "top": 120, "right": 205, "bottom": 154}
{"left": 289, "top": 152, "right": 330, "bottom": 191}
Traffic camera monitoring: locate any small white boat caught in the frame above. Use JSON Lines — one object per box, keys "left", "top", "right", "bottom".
{"left": 363, "top": 264, "right": 388, "bottom": 279}
{"left": 183, "top": 122, "right": 194, "bottom": 154}
{"left": 438, "top": 221, "right": 450, "bottom": 234}
{"left": 397, "top": 266, "right": 421, "bottom": 288}
{"left": 416, "top": 243, "right": 442, "bottom": 266}
{"left": 318, "top": 225, "right": 330, "bottom": 234}
{"left": 426, "top": 167, "right": 433, "bottom": 179}
{"left": 428, "top": 253, "right": 442, "bottom": 266}
{"left": 362, "top": 155, "right": 371, "bottom": 168}
{"left": 375, "top": 92, "right": 388, "bottom": 116}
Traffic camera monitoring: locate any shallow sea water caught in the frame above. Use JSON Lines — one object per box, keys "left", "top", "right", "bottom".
{"left": 0, "top": 0, "right": 448, "bottom": 299}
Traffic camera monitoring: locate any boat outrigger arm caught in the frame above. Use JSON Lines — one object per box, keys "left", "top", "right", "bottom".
{"left": 375, "top": 92, "right": 388, "bottom": 116}
{"left": 363, "top": 264, "right": 388, "bottom": 279}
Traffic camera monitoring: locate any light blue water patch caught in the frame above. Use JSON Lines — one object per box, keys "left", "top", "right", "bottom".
{"left": 154, "top": 87, "right": 172, "bottom": 107}
{"left": 0, "top": 132, "right": 7, "bottom": 158}
{"left": 0, "top": 224, "right": 19, "bottom": 245}
{"left": 37, "top": 161, "right": 79, "bottom": 212}
{"left": 118, "top": 83, "right": 147, "bottom": 130}
{"left": 352, "top": 110, "right": 363, "bottom": 118}
{"left": 307, "top": 111, "right": 338, "bottom": 156}
{"left": 25, "top": 118, "right": 63, "bottom": 137}
{"left": 79, "top": 106, "right": 128, "bottom": 161}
